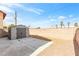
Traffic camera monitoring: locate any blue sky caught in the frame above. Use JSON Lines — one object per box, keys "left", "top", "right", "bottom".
{"left": 0, "top": 3, "right": 79, "bottom": 28}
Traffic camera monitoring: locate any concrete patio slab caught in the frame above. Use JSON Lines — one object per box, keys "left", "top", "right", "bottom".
{"left": 0, "top": 37, "right": 49, "bottom": 56}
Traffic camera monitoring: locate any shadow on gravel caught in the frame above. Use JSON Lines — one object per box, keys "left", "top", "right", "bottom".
{"left": 30, "top": 35, "right": 51, "bottom": 41}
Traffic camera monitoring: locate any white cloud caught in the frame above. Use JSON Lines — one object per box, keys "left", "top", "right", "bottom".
{"left": 0, "top": 3, "right": 22, "bottom": 7}
{"left": 48, "top": 16, "right": 56, "bottom": 22}
{"left": 69, "top": 15, "right": 73, "bottom": 18}
{"left": 58, "top": 16, "right": 66, "bottom": 20}
{"left": 0, "top": 3, "right": 44, "bottom": 15}
{"left": 48, "top": 16, "right": 52, "bottom": 19}
{"left": 0, "top": 5, "right": 14, "bottom": 13}
{"left": 34, "top": 8, "right": 44, "bottom": 13}
{"left": 26, "top": 8, "right": 42, "bottom": 15}
{"left": 20, "top": 6, "right": 44, "bottom": 15}
{"left": 12, "top": 4, "right": 44, "bottom": 15}
{"left": 50, "top": 19, "right": 55, "bottom": 21}
{"left": 4, "top": 15, "right": 23, "bottom": 25}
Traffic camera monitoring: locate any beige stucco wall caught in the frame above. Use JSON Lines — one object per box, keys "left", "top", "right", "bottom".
{"left": 0, "top": 12, "right": 3, "bottom": 29}
{"left": 0, "top": 12, "right": 4, "bottom": 20}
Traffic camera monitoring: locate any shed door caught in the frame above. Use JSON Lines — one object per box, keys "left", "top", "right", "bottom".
{"left": 17, "top": 28, "right": 26, "bottom": 39}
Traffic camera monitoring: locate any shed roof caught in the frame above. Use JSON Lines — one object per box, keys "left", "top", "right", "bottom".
{"left": 16, "top": 25, "right": 27, "bottom": 28}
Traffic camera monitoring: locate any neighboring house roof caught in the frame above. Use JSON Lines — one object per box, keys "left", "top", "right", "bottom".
{"left": 0, "top": 10, "right": 6, "bottom": 19}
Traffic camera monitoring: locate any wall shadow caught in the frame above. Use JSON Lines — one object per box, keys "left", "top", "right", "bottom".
{"left": 0, "top": 29, "right": 8, "bottom": 38}
{"left": 30, "top": 35, "right": 51, "bottom": 41}
{"left": 73, "top": 28, "right": 79, "bottom": 56}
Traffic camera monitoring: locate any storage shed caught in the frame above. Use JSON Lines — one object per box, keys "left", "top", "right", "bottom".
{"left": 8, "top": 25, "right": 29, "bottom": 40}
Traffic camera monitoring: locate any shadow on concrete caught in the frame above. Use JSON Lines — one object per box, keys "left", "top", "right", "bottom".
{"left": 73, "top": 28, "right": 79, "bottom": 56}
{"left": 30, "top": 35, "right": 51, "bottom": 41}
